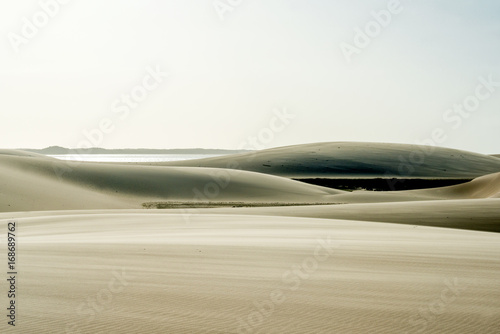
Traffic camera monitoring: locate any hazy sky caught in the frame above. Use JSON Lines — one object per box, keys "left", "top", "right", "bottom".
{"left": 1, "top": 0, "right": 499, "bottom": 153}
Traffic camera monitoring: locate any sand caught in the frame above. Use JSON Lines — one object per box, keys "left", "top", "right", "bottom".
{"left": 151, "top": 142, "right": 500, "bottom": 179}
{"left": 0, "top": 143, "right": 499, "bottom": 333}
{"left": 0, "top": 213, "right": 499, "bottom": 333}
{"left": 0, "top": 151, "right": 342, "bottom": 212}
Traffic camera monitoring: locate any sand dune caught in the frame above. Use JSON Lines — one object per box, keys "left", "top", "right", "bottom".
{"left": 1, "top": 213, "right": 499, "bottom": 333}
{"left": 160, "top": 198, "right": 499, "bottom": 233}
{"left": 152, "top": 142, "right": 500, "bottom": 179}
{"left": 322, "top": 171, "right": 500, "bottom": 204}
{"left": 1, "top": 142, "right": 500, "bottom": 333}
{"left": 0, "top": 149, "right": 50, "bottom": 158}
{"left": 3, "top": 149, "right": 500, "bottom": 212}
{"left": 0, "top": 150, "right": 342, "bottom": 212}
{"left": 415, "top": 172, "right": 500, "bottom": 199}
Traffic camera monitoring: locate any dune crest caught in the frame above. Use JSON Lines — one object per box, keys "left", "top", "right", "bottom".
{"left": 153, "top": 142, "right": 500, "bottom": 179}
{"left": 411, "top": 172, "right": 500, "bottom": 199}
{"left": 0, "top": 150, "right": 342, "bottom": 212}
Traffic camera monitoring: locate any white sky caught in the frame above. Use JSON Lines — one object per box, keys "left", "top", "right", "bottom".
{"left": 0, "top": 0, "right": 499, "bottom": 153}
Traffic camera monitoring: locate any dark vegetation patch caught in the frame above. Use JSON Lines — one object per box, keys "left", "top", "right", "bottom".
{"left": 295, "top": 178, "right": 472, "bottom": 191}
{"left": 142, "top": 202, "right": 344, "bottom": 209}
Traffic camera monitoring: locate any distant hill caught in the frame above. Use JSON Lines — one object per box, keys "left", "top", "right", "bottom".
{"left": 21, "top": 146, "right": 251, "bottom": 155}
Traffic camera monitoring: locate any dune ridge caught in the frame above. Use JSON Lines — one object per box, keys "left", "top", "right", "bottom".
{"left": 322, "top": 171, "right": 500, "bottom": 204}
{"left": 0, "top": 150, "right": 342, "bottom": 212}
{"left": 413, "top": 172, "right": 500, "bottom": 199}
{"left": 2, "top": 149, "right": 500, "bottom": 212}
{"left": 151, "top": 198, "right": 499, "bottom": 232}
{"left": 152, "top": 142, "right": 500, "bottom": 179}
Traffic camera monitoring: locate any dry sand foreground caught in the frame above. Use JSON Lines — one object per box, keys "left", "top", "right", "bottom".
{"left": 0, "top": 143, "right": 499, "bottom": 333}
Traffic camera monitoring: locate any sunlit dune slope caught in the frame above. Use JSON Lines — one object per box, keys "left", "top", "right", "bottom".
{"left": 0, "top": 150, "right": 342, "bottom": 212}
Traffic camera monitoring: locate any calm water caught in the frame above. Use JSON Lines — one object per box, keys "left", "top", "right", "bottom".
{"left": 49, "top": 154, "right": 224, "bottom": 163}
